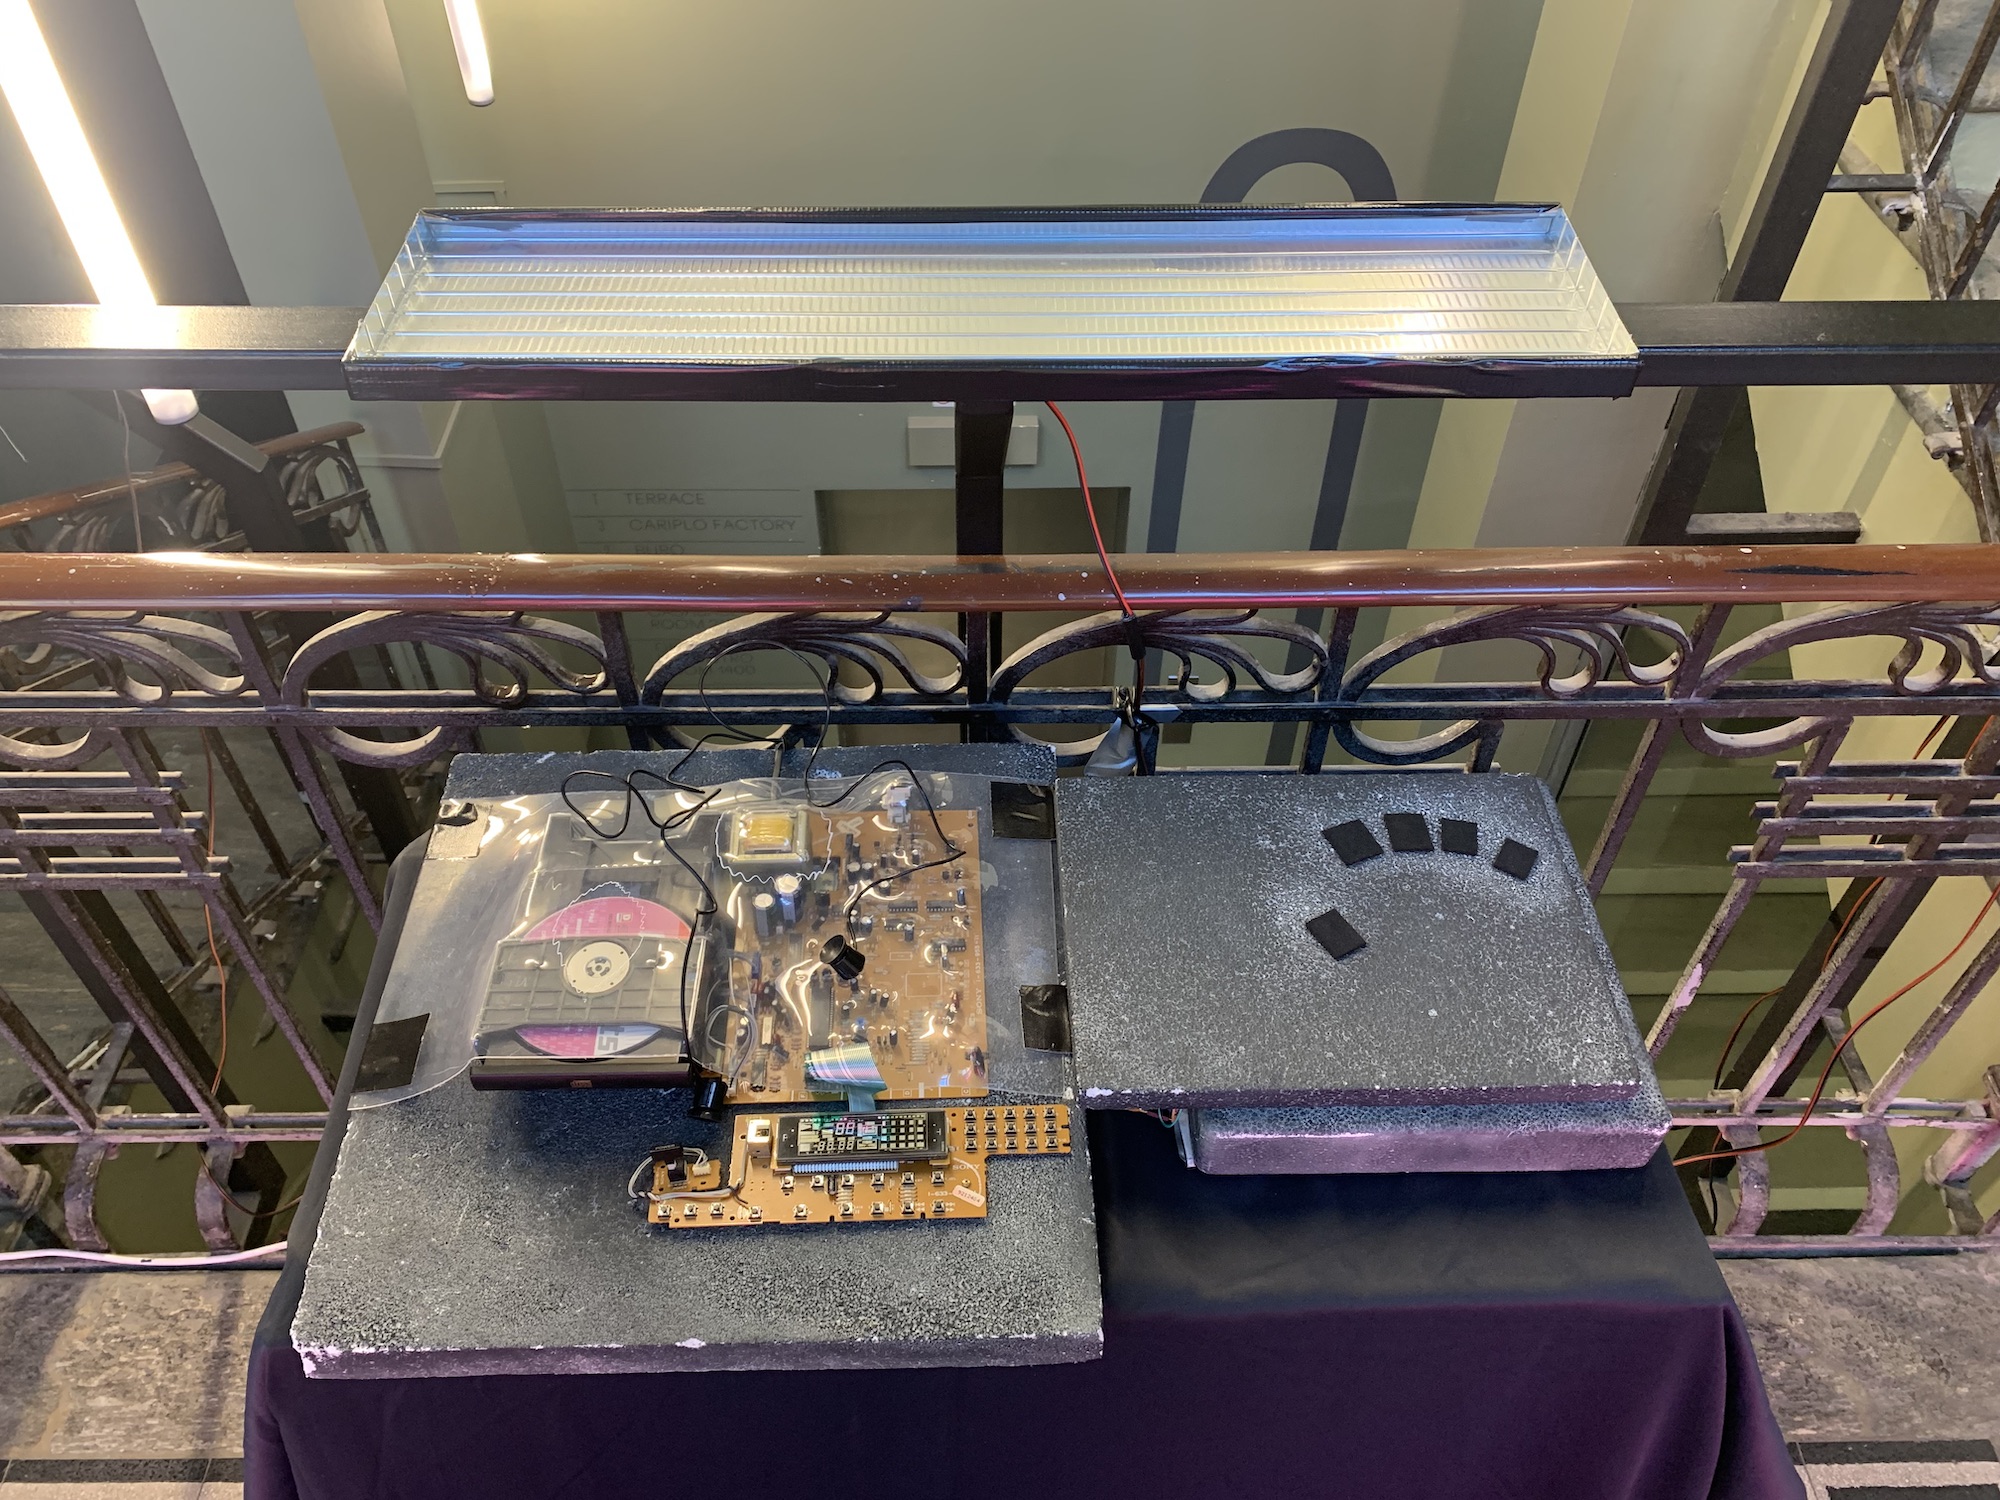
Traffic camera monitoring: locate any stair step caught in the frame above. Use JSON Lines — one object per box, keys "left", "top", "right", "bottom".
{"left": 1620, "top": 967, "right": 1797, "bottom": 997}
{"left": 1598, "top": 867, "right": 1737, "bottom": 896}
{"left": 1565, "top": 766, "right": 1780, "bottom": 799}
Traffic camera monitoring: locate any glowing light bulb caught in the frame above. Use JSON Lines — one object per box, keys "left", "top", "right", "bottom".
{"left": 0, "top": 0, "right": 196, "bottom": 424}
{"left": 443, "top": 0, "right": 493, "bottom": 106}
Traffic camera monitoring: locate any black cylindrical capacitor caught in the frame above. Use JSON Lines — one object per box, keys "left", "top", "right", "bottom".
{"left": 689, "top": 1075, "right": 728, "bottom": 1121}
{"left": 821, "top": 933, "right": 867, "bottom": 981}
{"left": 751, "top": 892, "right": 775, "bottom": 940}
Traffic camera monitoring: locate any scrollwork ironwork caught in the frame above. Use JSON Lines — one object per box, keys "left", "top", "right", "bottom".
{"left": 642, "top": 611, "right": 968, "bottom": 707}
{"left": 1681, "top": 602, "right": 2000, "bottom": 757}
{"left": 282, "top": 610, "right": 609, "bottom": 767}
{"left": 0, "top": 611, "right": 245, "bottom": 768}
{"left": 1334, "top": 604, "right": 1691, "bottom": 765}
{"left": 991, "top": 608, "right": 1327, "bottom": 764}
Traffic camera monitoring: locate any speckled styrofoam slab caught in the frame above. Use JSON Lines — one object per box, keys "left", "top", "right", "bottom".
{"left": 1055, "top": 771, "right": 1649, "bottom": 1109}
{"left": 1188, "top": 1074, "right": 1671, "bottom": 1175}
{"left": 292, "top": 745, "right": 1102, "bottom": 1378}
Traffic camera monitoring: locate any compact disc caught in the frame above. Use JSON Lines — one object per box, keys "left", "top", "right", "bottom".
{"left": 524, "top": 894, "right": 689, "bottom": 944}
{"left": 515, "top": 1022, "right": 662, "bottom": 1058}
{"left": 564, "top": 938, "right": 632, "bottom": 997}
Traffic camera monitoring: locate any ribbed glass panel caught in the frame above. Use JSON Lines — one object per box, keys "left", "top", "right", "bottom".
{"left": 347, "top": 207, "right": 1635, "bottom": 370}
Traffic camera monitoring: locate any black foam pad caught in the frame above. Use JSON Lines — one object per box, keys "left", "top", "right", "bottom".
{"left": 990, "top": 781, "right": 1055, "bottom": 839}
{"left": 1383, "top": 813, "right": 1433, "bottom": 853}
{"left": 1440, "top": 818, "right": 1479, "bottom": 856}
{"left": 1494, "top": 838, "right": 1540, "bottom": 881}
{"left": 1305, "top": 907, "right": 1367, "bottom": 961}
{"left": 1323, "top": 819, "right": 1384, "bottom": 866}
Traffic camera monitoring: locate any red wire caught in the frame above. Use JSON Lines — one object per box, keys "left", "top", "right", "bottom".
{"left": 1681, "top": 883, "right": 2000, "bottom": 1168}
{"left": 1044, "top": 402, "right": 1134, "bottom": 620}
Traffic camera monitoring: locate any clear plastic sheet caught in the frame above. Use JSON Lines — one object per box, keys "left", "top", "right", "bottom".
{"left": 353, "top": 765, "right": 1062, "bottom": 1110}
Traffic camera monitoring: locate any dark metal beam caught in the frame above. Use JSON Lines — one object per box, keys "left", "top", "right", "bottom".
{"left": 4, "top": 296, "right": 2000, "bottom": 396}
{"left": 1684, "top": 511, "right": 1864, "bottom": 545}
{"left": 0, "top": 304, "right": 356, "bottom": 391}
{"left": 954, "top": 401, "right": 1012, "bottom": 734}
{"left": 1626, "top": 300, "right": 2000, "bottom": 386}
{"left": 1628, "top": 0, "right": 1901, "bottom": 545}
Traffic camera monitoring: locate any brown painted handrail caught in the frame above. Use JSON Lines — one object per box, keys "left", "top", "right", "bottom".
{"left": 0, "top": 543, "right": 1991, "bottom": 613}
{"left": 0, "top": 422, "right": 365, "bottom": 532}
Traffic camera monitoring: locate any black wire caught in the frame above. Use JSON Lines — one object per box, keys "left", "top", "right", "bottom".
{"left": 803, "top": 757, "right": 964, "bottom": 920}
{"left": 689, "top": 640, "right": 834, "bottom": 783}
{"left": 555, "top": 648, "right": 966, "bottom": 1069}
{"left": 559, "top": 765, "right": 721, "bottom": 1054}
{"left": 671, "top": 644, "right": 961, "bottom": 916}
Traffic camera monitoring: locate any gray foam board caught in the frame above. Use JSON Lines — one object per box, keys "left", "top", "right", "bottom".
{"left": 293, "top": 745, "right": 1097, "bottom": 1378}
{"left": 1188, "top": 1072, "right": 1671, "bottom": 1175}
{"left": 1054, "top": 771, "right": 1649, "bottom": 1108}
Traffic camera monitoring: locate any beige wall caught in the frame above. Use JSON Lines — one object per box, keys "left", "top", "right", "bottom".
{"left": 1374, "top": 0, "right": 1814, "bottom": 773}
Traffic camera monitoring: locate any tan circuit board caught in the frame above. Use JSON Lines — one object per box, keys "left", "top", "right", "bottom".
{"left": 721, "top": 808, "right": 988, "bottom": 1104}
{"left": 648, "top": 1104, "right": 1071, "bottom": 1229}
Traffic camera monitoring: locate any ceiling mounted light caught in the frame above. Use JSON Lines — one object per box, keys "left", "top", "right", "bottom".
{"left": 0, "top": 0, "right": 196, "bottom": 425}
{"left": 343, "top": 205, "right": 1638, "bottom": 403}
{"left": 443, "top": 0, "right": 494, "bottom": 106}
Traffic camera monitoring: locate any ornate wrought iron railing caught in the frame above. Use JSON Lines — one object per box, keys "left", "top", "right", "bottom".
{"left": 4, "top": 542, "right": 2000, "bottom": 1253}
{"left": 0, "top": 426, "right": 419, "bottom": 1254}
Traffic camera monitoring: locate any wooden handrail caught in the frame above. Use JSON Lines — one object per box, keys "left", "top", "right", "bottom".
{"left": 0, "top": 544, "right": 1991, "bottom": 613}
{"left": 0, "top": 422, "right": 366, "bottom": 532}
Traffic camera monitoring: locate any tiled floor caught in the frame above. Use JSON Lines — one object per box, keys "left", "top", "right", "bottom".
{"left": 1723, "top": 1254, "right": 2000, "bottom": 1443}
{"left": 0, "top": 1273, "right": 269, "bottom": 1465}
{"left": 3, "top": 1258, "right": 2000, "bottom": 1496}
{"left": 0, "top": 1458, "right": 240, "bottom": 1500}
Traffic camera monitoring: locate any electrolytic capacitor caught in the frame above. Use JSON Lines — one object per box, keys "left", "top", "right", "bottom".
{"left": 821, "top": 933, "right": 867, "bottom": 982}
{"left": 773, "top": 873, "right": 802, "bottom": 924}
{"left": 751, "top": 892, "right": 776, "bottom": 940}
{"left": 856, "top": 913, "right": 874, "bottom": 938}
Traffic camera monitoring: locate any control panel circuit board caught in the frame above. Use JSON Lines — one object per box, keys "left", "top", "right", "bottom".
{"left": 647, "top": 1104, "right": 1071, "bottom": 1229}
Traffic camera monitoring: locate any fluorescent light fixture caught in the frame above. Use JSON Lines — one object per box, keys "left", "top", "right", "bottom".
{"left": 345, "top": 206, "right": 1638, "bottom": 402}
{"left": 0, "top": 0, "right": 197, "bottom": 425}
{"left": 443, "top": 0, "right": 493, "bottom": 106}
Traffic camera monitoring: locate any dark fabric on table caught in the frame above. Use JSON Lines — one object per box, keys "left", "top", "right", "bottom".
{"left": 248, "top": 852, "right": 1799, "bottom": 1500}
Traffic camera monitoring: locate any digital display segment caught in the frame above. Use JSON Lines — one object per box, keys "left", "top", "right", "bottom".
{"left": 774, "top": 1110, "right": 948, "bottom": 1166}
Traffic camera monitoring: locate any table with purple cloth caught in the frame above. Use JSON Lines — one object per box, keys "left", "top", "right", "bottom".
{"left": 246, "top": 854, "right": 1801, "bottom": 1500}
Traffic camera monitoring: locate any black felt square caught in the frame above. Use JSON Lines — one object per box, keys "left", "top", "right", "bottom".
{"left": 1494, "top": 838, "right": 1540, "bottom": 881}
{"left": 355, "top": 1013, "right": 430, "bottom": 1092}
{"left": 1440, "top": 818, "right": 1479, "bottom": 855}
{"left": 1322, "top": 819, "right": 1383, "bottom": 866}
{"left": 1383, "top": 812, "right": 1433, "bottom": 853}
{"left": 990, "top": 781, "right": 1055, "bottom": 839}
{"left": 1305, "top": 907, "right": 1367, "bottom": 961}
{"left": 1019, "top": 984, "right": 1073, "bottom": 1053}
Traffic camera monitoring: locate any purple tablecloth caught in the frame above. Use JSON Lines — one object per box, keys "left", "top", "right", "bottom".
{"left": 246, "top": 849, "right": 1799, "bottom": 1500}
